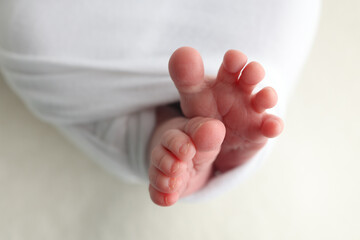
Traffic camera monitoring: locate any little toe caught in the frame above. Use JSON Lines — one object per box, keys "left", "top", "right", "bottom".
{"left": 168, "top": 47, "right": 205, "bottom": 94}
{"left": 151, "top": 145, "right": 187, "bottom": 177}
{"left": 217, "top": 50, "right": 248, "bottom": 84}
{"left": 238, "top": 61, "right": 265, "bottom": 94}
{"left": 148, "top": 165, "right": 183, "bottom": 194}
{"left": 261, "top": 115, "right": 284, "bottom": 138}
{"left": 251, "top": 87, "right": 278, "bottom": 113}
{"left": 161, "top": 129, "right": 196, "bottom": 162}
{"left": 149, "top": 185, "right": 179, "bottom": 207}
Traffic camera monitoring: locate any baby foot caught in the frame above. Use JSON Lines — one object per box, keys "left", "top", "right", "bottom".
{"left": 148, "top": 116, "right": 225, "bottom": 206}
{"left": 169, "top": 47, "right": 284, "bottom": 172}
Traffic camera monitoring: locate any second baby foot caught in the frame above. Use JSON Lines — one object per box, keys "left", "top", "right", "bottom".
{"left": 148, "top": 116, "right": 225, "bottom": 207}
{"left": 169, "top": 47, "right": 284, "bottom": 172}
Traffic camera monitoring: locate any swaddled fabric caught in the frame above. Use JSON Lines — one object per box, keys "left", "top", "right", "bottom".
{"left": 0, "top": 0, "right": 321, "bottom": 200}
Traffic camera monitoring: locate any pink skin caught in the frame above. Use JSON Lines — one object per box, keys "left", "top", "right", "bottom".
{"left": 148, "top": 115, "right": 225, "bottom": 206}
{"left": 148, "top": 47, "right": 284, "bottom": 206}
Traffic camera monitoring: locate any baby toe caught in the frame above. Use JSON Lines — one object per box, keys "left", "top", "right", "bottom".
{"left": 252, "top": 87, "right": 278, "bottom": 113}
{"left": 238, "top": 61, "right": 265, "bottom": 94}
{"left": 149, "top": 185, "right": 179, "bottom": 207}
{"left": 151, "top": 145, "right": 187, "bottom": 177}
{"left": 161, "top": 129, "right": 196, "bottom": 162}
{"left": 261, "top": 115, "right": 284, "bottom": 138}
{"left": 184, "top": 117, "right": 226, "bottom": 152}
{"left": 168, "top": 47, "right": 205, "bottom": 94}
{"left": 217, "top": 49, "right": 248, "bottom": 84}
{"left": 148, "top": 165, "right": 183, "bottom": 194}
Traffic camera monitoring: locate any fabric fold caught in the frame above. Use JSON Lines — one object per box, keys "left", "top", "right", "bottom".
{"left": 0, "top": 49, "right": 179, "bottom": 125}
{"left": 0, "top": 0, "right": 321, "bottom": 200}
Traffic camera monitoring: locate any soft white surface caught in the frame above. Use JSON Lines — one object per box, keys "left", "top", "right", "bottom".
{"left": 0, "top": 0, "right": 320, "bottom": 200}
{"left": 0, "top": 0, "right": 359, "bottom": 239}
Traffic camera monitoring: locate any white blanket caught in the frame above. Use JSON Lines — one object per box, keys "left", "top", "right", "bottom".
{"left": 0, "top": 0, "right": 321, "bottom": 200}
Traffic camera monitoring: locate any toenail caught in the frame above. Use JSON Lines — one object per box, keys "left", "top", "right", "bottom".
{"left": 169, "top": 177, "right": 180, "bottom": 190}
{"left": 164, "top": 196, "right": 169, "bottom": 206}
{"left": 179, "top": 143, "right": 190, "bottom": 155}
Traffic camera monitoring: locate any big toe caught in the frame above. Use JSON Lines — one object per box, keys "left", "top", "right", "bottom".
{"left": 168, "top": 47, "right": 205, "bottom": 94}
{"left": 184, "top": 117, "right": 226, "bottom": 152}
{"left": 183, "top": 117, "right": 226, "bottom": 177}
